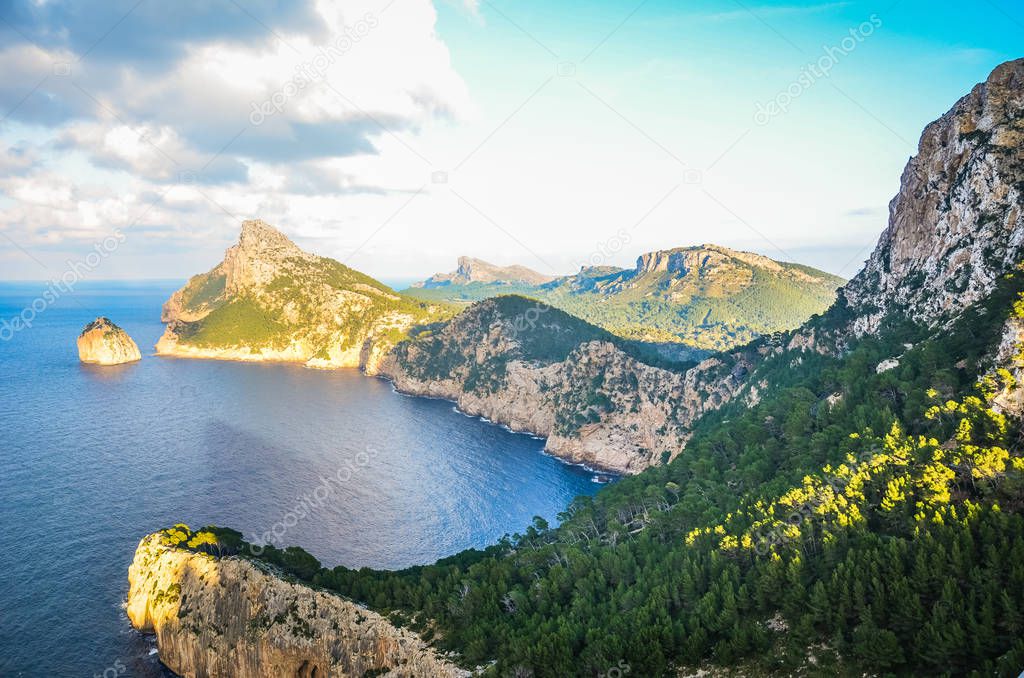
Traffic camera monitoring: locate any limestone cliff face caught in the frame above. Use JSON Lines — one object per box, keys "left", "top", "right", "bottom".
{"left": 840, "top": 59, "right": 1024, "bottom": 335}
{"left": 634, "top": 244, "right": 820, "bottom": 284}
{"left": 157, "top": 220, "right": 445, "bottom": 373}
{"left": 77, "top": 317, "right": 141, "bottom": 365}
{"left": 127, "top": 534, "right": 467, "bottom": 678}
{"left": 379, "top": 297, "right": 753, "bottom": 474}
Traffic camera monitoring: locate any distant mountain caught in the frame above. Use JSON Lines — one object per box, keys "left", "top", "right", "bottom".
{"left": 156, "top": 219, "right": 449, "bottom": 371}
{"left": 412, "top": 256, "right": 556, "bottom": 288}
{"left": 407, "top": 244, "right": 845, "bottom": 350}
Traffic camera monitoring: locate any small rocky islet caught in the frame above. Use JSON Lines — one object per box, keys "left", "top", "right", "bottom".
{"left": 76, "top": 317, "right": 142, "bottom": 366}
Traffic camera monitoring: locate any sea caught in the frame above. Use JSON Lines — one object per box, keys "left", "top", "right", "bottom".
{"left": 0, "top": 281, "right": 605, "bottom": 677}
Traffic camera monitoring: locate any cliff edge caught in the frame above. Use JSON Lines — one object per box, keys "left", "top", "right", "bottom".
{"left": 127, "top": 531, "right": 467, "bottom": 678}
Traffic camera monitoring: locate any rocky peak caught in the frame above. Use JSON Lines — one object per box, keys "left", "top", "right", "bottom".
{"left": 79, "top": 316, "right": 116, "bottom": 337}
{"left": 237, "top": 218, "right": 304, "bottom": 257}
{"left": 840, "top": 58, "right": 1024, "bottom": 334}
{"left": 223, "top": 219, "right": 309, "bottom": 294}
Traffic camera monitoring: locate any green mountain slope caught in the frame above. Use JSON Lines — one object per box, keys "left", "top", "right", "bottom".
{"left": 406, "top": 245, "right": 845, "bottom": 350}
{"left": 157, "top": 219, "right": 453, "bottom": 370}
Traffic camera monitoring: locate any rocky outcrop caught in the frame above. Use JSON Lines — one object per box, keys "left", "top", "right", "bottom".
{"left": 414, "top": 256, "right": 556, "bottom": 288}
{"left": 840, "top": 59, "right": 1024, "bottom": 335}
{"left": 991, "top": 314, "right": 1024, "bottom": 417}
{"left": 156, "top": 220, "right": 445, "bottom": 371}
{"left": 77, "top": 317, "right": 141, "bottom": 365}
{"left": 379, "top": 297, "right": 753, "bottom": 474}
{"left": 127, "top": 533, "right": 467, "bottom": 678}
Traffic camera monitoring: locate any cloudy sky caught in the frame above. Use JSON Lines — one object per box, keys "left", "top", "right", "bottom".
{"left": 0, "top": 0, "right": 1021, "bottom": 285}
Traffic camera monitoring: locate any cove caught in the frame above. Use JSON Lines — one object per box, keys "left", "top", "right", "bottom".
{"left": 0, "top": 282, "right": 603, "bottom": 676}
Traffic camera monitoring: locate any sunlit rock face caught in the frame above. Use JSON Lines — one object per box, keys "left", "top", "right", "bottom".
{"left": 77, "top": 317, "right": 142, "bottom": 365}
{"left": 127, "top": 534, "right": 469, "bottom": 678}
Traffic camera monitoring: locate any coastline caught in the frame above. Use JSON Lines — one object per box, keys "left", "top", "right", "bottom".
{"left": 382, "top": 375, "right": 623, "bottom": 478}
{"left": 155, "top": 336, "right": 633, "bottom": 475}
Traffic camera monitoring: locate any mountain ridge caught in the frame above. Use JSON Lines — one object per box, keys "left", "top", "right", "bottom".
{"left": 408, "top": 244, "right": 845, "bottom": 350}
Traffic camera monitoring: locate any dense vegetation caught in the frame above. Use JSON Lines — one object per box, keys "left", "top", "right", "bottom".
{"left": 391, "top": 295, "right": 696, "bottom": 396}
{"left": 169, "top": 269, "right": 1024, "bottom": 676}
{"left": 405, "top": 254, "right": 844, "bottom": 351}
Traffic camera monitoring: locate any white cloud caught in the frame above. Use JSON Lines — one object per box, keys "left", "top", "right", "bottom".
{"left": 0, "top": 0, "right": 474, "bottom": 276}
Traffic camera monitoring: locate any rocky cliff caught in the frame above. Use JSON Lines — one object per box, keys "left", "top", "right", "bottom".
{"left": 632, "top": 244, "right": 825, "bottom": 284}
{"left": 379, "top": 296, "right": 755, "bottom": 474}
{"left": 77, "top": 317, "right": 142, "bottom": 365}
{"left": 127, "top": 532, "right": 467, "bottom": 678}
{"left": 839, "top": 58, "right": 1024, "bottom": 335}
{"left": 156, "top": 220, "right": 447, "bottom": 373}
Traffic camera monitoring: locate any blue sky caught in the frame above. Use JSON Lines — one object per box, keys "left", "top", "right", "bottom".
{"left": 0, "top": 0, "right": 1021, "bottom": 282}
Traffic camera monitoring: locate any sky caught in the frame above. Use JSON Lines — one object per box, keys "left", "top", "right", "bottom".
{"left": 0, "top": 0, "right": 1021, "bottom": 286}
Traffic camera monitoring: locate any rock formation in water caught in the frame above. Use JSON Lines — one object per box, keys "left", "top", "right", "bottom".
{"left": 127, "top": 532, "right": 468, "bottom": 678}
{"left": 156, "top": 219, "right": 448, "bottom": 372}
{"left": 76, "top": 317, "right": 142, "bottom": 365}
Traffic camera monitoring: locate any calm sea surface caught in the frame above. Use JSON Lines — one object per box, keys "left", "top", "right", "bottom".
{"left": 0, "top": 281, "right": 604, "bottom": 677}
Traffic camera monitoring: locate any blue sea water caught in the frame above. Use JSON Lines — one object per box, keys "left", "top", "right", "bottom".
{"left": 0, "top": 281, "right": 604, "bottom": 677}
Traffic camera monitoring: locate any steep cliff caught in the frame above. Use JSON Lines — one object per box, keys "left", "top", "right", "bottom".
{"left": 839, "top": 58, "right": 1024, "bottom": 335}
{"left": 77, "top": 317, "right": 142, "bottom": 365}
{"left": 156, "top": 220, "right": 448, "bottom": 373}
{"left": 379, "top": 296, "right": 754, "bottom": 474}
{"left": 127, "top": 531, "right": 467, "bottom": 678}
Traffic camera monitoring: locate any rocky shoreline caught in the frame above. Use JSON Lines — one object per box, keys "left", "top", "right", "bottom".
{"left": 378, "top": 337, "right": 754, "bottom": 475}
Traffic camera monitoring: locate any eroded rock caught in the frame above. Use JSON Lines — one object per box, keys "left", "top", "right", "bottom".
{"left": 127, "top": 534, "right": 468, "bottom": 678}
{"left": 77, "top": 317, "right": 141, "bottom": 365}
